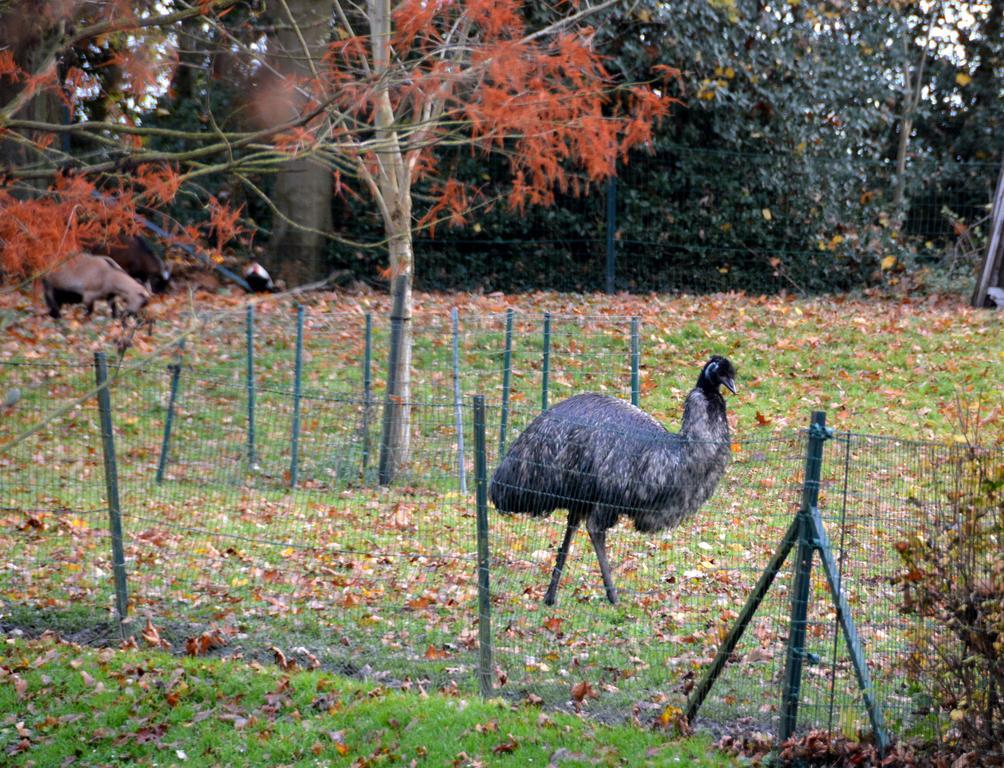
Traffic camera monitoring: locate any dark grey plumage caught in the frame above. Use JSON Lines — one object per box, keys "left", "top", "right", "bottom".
{"left": 490, "top": 355, "right": 736, "bottom": 605}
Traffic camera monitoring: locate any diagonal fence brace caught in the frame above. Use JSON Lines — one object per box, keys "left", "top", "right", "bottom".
{"left": 810, "top": 504, "right": 888, "bottom": 752}
{"left": 685, "top": 515, "right": 800, "bottom": 722}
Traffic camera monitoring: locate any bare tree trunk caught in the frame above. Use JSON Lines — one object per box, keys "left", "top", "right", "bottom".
{"left": 265, "top": 0, "right": 333, "bottom": 286}
{"left": 377, "top": 241, "right": 414, "bottom": 483}
{"left": 370, "top": 0, "right": 415, "bottom": 484}
{"left": 892, "top": 3, "right": 939, "bottom": 217}
{"left": 269, "top": 154, "right": 334, "bottom": 284}
{"left": 0, "top": 13, "right": 63, "bottom": 195}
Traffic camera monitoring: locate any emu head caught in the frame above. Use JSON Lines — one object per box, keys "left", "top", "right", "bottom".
{"left": 699, "top": 355, "right": 737, "bottom": 395}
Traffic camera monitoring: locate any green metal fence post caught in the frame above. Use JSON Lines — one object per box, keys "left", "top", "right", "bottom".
{"left": 155, "top": 340, "right": 184, "bottom": 484}
{"left": 289, "top": 304, "right": 304, "bottom": 488}
{"left": 473, "top": 394, "right": 493, "bottom": 698}
{"left": 94, "top": 352, "right": 129, "bottom": 637}
{"left": 780, "top": 410, "right": 827, "bottom": 741}
{"left": 246, "top": 304, "right": 257, "bottom": 468}
{"left": 687, "top": 414, "right": 886, "bottom": 749}
{"left": 605, "top": 177, "right": 617, "bottom": 293}
{"left": 452, "top": 308, "right": 467, "bottom": 493}
{"left": 630, "top": 316, "right": 640, "bottom": 407}
{"left": 498, "top": 308, "right": 514, "bottom": 458}
{"left": 361, "top": 312, "right": 373, "bottom": 473}
{"left": 378, "top": 280, "right": 408, "bottom": 485}
{"left": 541, "top": 311, "right": 551, "bottom": 412}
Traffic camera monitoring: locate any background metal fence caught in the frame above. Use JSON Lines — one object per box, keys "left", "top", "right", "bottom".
{"left": 405, "top": 151, "right": 1000, "bottom": 295}
{"left": 1, "top": 311, "right": 999, "bottom": 750}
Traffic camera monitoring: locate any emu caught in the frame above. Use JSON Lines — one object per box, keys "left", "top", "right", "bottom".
{"left": 490, "top": 356, "right": 736, "bottom": 606}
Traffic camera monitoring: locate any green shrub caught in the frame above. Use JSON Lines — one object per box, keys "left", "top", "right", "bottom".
{"left": 895, "top": 434, "right": 1003, "bottom": 758}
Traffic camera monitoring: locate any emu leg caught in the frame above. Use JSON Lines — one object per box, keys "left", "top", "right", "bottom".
{"left": 544, "top": 516, "right": 580, "bottom": 606}
{"left": 587, "top": 521, "right": 618, "bottom": 604}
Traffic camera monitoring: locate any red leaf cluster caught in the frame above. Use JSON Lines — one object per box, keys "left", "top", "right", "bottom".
{"left": 184, "top": 628, "right": 229, "bottom": 657}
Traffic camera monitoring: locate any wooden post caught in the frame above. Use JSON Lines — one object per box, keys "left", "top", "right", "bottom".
{"left": 972, "top": 158, "right": 1004, "bottom": 307}
{"left": 473, "top": 395, "right": 493, "bottom": 698}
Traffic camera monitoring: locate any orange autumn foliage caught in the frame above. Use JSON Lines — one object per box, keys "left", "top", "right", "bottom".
{"left": 1, "top": 0, "right": 667, "bottom": 276}
{"left": 0, "top": 175, "right": 139, "bottom": 279}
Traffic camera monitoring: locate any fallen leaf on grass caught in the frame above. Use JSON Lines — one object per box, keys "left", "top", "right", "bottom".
{"left": 657, "top": 705, "right": 691, "bottom": 735}
{"left": 269, "top": 646, "right": 297, "bottom": 671}
{"left": 492, "top": 734, "right": 519, "bottom": 754}
{"left": 542, "top": 617, "right": 563, "bottom": 633}
{"left": 424, "top": 644, "right": 448, "bottom": 660}
{"left": 327, "top": 730, "right": 350, "bottom": 756}
{"left": 570, "top": 680, "right": 596, "bottom": 703}
{"left": 185, "top": 629, "right": 228, "bottom": 656}
{"left": 474, "top": 719, "right": 499, "bottom": 734}
{"left": 292, "top": 646, "right": 321, "bottom": 669}
{"left": 141, "top": 617, "right": 171, "bottom": 650}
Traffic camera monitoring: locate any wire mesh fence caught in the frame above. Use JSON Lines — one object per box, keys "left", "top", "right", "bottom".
{"left": 484, "top": 407, "right": 1002, "bottom": 745}
{"left": 406, "top": 149, "right": 1000, "bottom": 294}
{"left": 1, "top": 317, "right": 1000, "bottom": 750}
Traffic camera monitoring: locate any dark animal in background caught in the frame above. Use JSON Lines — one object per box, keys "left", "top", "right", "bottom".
{"left": 95, "top": 236, "right": 171, "bottom": 293}
{"left": 490, "top": 356, "right": 737, "bottom": 605}
{"left": 42, "top": 253, "right": 151, "bottom": 319}
{"left": 243, "top": 262, "right": 276, "bottom": 293}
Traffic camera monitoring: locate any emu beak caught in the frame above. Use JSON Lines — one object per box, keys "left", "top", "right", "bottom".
{"left": 722, "top": 377, "right": 737, "bottom": 395}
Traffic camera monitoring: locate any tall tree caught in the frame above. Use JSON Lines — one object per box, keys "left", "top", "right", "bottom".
{"left": 263, "top": 0, "right": 334, "bottom": 285}
{"left": 0, "top": 0, "right": 665, "bottom": 480}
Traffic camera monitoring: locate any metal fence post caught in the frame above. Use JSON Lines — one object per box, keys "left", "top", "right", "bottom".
{"left": 94, "top": 352, "right": 129, "bottom": 636}
{"left": 246, "top": 304, "right": 257, "bottom": 468}
{"left": 780, "top": 410, "right": 827, "bottom": 741}
{"left": 289, "top": 304, "right": 304, "bottom": 488}
{"left": 630, "top": 316, "right": 640, "bottom": 407}
{"left": 473, "top": 394, "right": 493, "bottom": 698}
{"left": 452, "top": 308, "right": 467, "bottom": 493}
{"left": 155, "top": 341, "right": 184, "bottom": 484}
{"left": 498, "top": 308, "right": 514, "bottom": 458}
{"left": 361, "top": 312, "right": 373, "bottom": 473}
{"left": 378, "top": 279, "right": 408, "bottom": 485}
{"left": 541, "top": 311, "right": 551, "bottom": 412}
{"left": 688, "top": 412, "right": 885, "bottom": 749}
{"left": 605, "top": 177, "right": 617, "bottom": 293}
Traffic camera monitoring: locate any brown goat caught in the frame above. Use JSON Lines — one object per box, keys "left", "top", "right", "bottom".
{"left": 42, "top": 253, "right": 151, "bottom": 319}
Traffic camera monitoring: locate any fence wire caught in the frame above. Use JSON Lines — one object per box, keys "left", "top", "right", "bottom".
{"left": 0, "top": 319, "right": 999, "bottom": 748}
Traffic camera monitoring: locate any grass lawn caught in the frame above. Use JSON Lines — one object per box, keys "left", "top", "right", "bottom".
{"left": 0, "top": 635, "right": 738, "bottom": 767}
{"left": 1, "top": 287, "right": 1001, "bottom": 756}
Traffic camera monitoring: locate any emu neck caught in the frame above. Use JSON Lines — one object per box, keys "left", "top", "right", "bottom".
{"left": 680, "top": 387, "right": 728, "bottom": 440}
